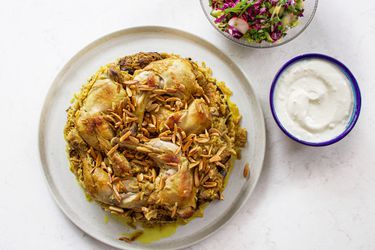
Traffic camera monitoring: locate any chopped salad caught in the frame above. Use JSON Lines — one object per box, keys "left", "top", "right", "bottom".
{"left": 209, "top": 0, "right": 305, "bottom": 43}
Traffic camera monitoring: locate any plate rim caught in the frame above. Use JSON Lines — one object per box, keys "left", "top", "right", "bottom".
{"left": 38, "top": 25, "right": 266, "bottom": 250}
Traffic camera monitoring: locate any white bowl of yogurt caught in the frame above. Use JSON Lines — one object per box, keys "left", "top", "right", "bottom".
{"left": 270, "top": 54, "right": 361, "bottom": 146}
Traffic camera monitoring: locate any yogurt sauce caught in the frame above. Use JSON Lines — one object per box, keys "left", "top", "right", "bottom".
{"left": 273, "top": 58, "right": 354, "bottom": 143}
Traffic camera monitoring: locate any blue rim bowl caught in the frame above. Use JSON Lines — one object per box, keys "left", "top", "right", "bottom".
{"left": 269, "top": 53, "right": 362, "bottom": 147}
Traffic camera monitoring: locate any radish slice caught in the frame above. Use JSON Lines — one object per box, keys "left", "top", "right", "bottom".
{"left": 228, "top": 17, "right": 249, "bottom": 34}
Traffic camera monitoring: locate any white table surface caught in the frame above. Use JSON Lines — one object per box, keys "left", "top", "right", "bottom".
{"left": 1, "top": 0, "right": 374, "bottom": 249}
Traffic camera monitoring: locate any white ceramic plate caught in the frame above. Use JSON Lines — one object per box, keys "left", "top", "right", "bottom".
{"left": 39, "top": 26, "right": 265, "bottom": 250}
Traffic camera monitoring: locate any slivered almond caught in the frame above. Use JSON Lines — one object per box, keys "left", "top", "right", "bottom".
{"left": 195, "top": 137, "right": 210, "bottom": 144}
{"left": 216, "top": 145, "right": 227, "bottom": 157}
{"left": 203, "top": 94, "right": 211, "bottom": 104}
{"left": 203, "top": 182, "right": 217, "bottom": 188}
{"left": 109, "top": 206, "right": 124, "bottom": 213}
{"left": 119, "top": 130, "right": 132, "bottom": 142}
{"left": 128, "top": 136, "right": 139, "bottom": 144}
{"left": 243, "top": 163, "right": 250, "bottom": 178}
{"left": 189, "top": 161, "right": 200, "bottom": 169}
{"left": 107, "top": 144, "right": 119, "bottom": 156}
{"left": 136, "top": 146, "right": 152, "bottom": 153}
{"left": 159, "top": 177, "right": 166, "bottom": 190}
{"left": 182, "top": 139, "right": 193, "bottom": 152}
{"left": 160, "top": 136, "right": 172, "bottom": 141}
{"left": 123, "top": 80, "right": 138, "bottom": 85}
{"left": 126, "top": 86, "right": 133, "bottom": 97}
{"left": 166, "top": 162, "right": 178, "bottom": 168}
{"left": 209, "top": 154, "right": 221, "bottom": 163}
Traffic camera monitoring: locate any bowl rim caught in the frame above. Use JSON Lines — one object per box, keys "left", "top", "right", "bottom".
{"left": 199, "top": 0, "right": 319, "bottom": 49}
{"left": 269, "top": 53, "right": 362, "bottom": 147}
{"left": 38, "top": 25, "right": 266, "bottom": 250}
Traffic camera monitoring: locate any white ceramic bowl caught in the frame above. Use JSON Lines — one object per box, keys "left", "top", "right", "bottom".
{"left": 200, "top": 0, "right": 319, "bottom": 48}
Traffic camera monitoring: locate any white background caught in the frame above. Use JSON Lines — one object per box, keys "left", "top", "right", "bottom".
{"left": 1, "top": 0, "right": 375, "bottom": 249}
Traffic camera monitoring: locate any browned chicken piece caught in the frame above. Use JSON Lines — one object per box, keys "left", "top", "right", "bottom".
{"left": 178, "top": 99, "right": 212, "bottom": 135}
{"left": 139, "top": 57, "right": 204, "bottom": 100}
{"left": 82, "top": 156, "right": 147, "bottom": 209}
{"left": 156, "top": 162, "right": 196, "bottom": 218}
{"left": 133, "top": 57, "right": 205, "bottom": 126}
{"left": 75, "top": 68, "right": 131, "bottom": 176}
{"left": 144, "top": 139, "right": 196, "bottom": 218}
{"left": 82, "top": 138, "right": 196, "bottom": 216}
{"left": 156, "top": 99, "right": 212, "bottom": 135}
{"left": 118, "top": 52, "right": 163, "bottom": 74}
{"left": 82, "top": 157, "right": 114, "bottom": 203}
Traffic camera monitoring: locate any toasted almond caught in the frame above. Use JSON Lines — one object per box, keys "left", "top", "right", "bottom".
{"left": 119, "top": 130, "right": 132, "bottom": 142}
{"left": 159, "top": 130, "right": 171, "bottom": 137}
{"left": 199, "top": 160, "right": 204, "bottom": 171}
{"left": 109, "top": 206, "right": 124, "bottom": 213}
{"left": 112, "top": 185, "right": 121, "bottom": 203}
{"left": 182, "top": 138, "right": 193, "bottom": 152}
{"left": 153, "top": 89, "right": 167, "bottom": 94}
{"left": 125, "top": 117, "right": 138, "bottom": 123}
{"left": 166, "top": 162, "right": 178, "bottom": 168}
{"left": 243, "top": 163, "right": 250, "bottom": 178}
{"left": 107, "top": 166, "right": 113, "bottom": 174}
{"left": 151, "top": 168, "right": 157, "bottom": 182}
{"left": 128, "top": 136, "right": 139, "bottom": 144}
{"left": 216, "top": 145, "right": 227, "bottom": 157}
{"left": 171, "top": 202, "right": 178, "bottom": 218}
{"left": 189, "top": 146, "right": 199, "bottom": 155}
{"left": 110, "top": 112, "right": 123, "bottom": 122}
{"left": 195, "top": 137, "right": 210, "bottom": 144}
{"left": 123, "top": 80, "right": 139, "bottom": 85}
{"left": 126, "top": 86, "right": 133, "bottom": 97}
{"left": 165, "top": 97, "right": 180, "bottom": 102}
{"left": 128, "top": 102, "right": 136, "bottom": 112}
{"left": 203, "top": 182, "right": 217, "bottom": 188}
{"left": 209, "top": 154, "right": 221, "bottom": 163}
{"left": 107, "top": 144, "right": 119, "bottom": 156}
{"left": 159, "top": 177, "right": 166, "bottom": 190}
{"left": 203, "top": 94, "right": 211, "bottom": 104}
{"left": 136, "top": 146, "right": 152, "bottom": 153}
{"left": 189, "top": 161, "right": 200, "bottom": 169}
{"left": 160, "top": 136, "right": 172, "bottom": 141}
{"left": 95, "top": 153, "right": 102, "bottom": 168}
{"left": 180, "top": 130, "right": 186, "bottom": 139}
{"left": 209, "top": 128, "right": 221, "bottom": 136}
{"left": 124, "top": 109, "right": 135, "bottom": 117}
{"left": 165, "top": 87, "right": 177, "bottom": 93}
